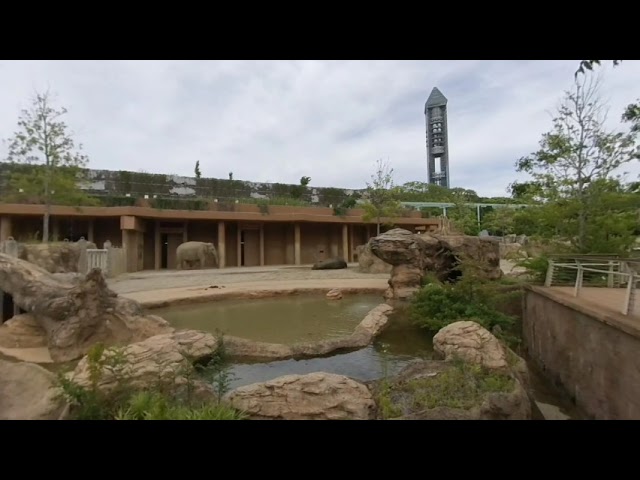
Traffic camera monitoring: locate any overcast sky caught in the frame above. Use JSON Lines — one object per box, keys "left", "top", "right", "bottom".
{"left": 0, "top": 60, "right": 638, "bottom": 197}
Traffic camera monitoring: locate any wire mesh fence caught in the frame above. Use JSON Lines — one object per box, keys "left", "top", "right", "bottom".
{"left": 544, "top": 254, "right": 640, "bottom": 317}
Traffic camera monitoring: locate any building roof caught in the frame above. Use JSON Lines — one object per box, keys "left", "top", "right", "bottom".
{"left": 424, "top": 87, "right": 447, "bottom": 112}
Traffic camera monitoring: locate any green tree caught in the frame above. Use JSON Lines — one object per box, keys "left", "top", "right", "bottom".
{"left": 515, "top": 75, "right": 638, "bottom": 252}
{"left": 362, "top": 158, "right": 402, "bottom": 235}
{"left": 194, "top": 161, "right": 202, "bottom": 178}
{"left": 3, "top": 90, "right": 95, "bottom": 242}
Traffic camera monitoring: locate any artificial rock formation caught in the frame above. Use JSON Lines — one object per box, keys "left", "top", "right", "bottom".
{"left": 433, "top": 320, "right": 510, "bottom": 371}
{"left": 69, "top": 330, "right": 220, "bottom": 393}
{"left": 0, "top": 359, "right": 68, "bottom": 420}
{"left": 224, "top": 372, "right": 376, "bottom": 420}
{"left": 0, "top": 313, "right": 47, "bottom": 348}
{"left": 224, "top": 303, "right": 393, "bottom": 362}
{"left": 0, "top": 253, "right": 173, "bottom": 362}
{"left": 369, "top": 228, "right": 502, "bottom": 300}
{"left": 312, "top": 258, "right": 348, "bottom": 270}
{"left": 356, "top": 242, "right": 392, "bottom": 274}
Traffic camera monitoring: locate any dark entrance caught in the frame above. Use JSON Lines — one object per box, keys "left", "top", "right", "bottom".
{"left": 161, "top": 234, "right": 168, "bottom": 269}
{"left": 1, "top": 292, "right": 25, "bottom": 323}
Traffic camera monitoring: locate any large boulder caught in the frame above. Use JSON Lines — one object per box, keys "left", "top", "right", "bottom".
{"left": 224, "top": 372, "right": 376, "bottom": 420}
{"left": 356, "top": 242, "right": 392, "bottom": 274}
{"left": 369, "top": 320, "right": 532, "bottom": 420}
{"left": 69, "top": 330, "right": 220, "bottom": 392}
{"left": 0, "top": 359, "right": 67, "bottom": 420}
{"left": 0, "top": 313, "right": 47, "bottom": 348}
{"left": 369, "top": 228, "right": 502, "bottom": 300}
{"left": 0, "top": 253, "right": 174, "bottom": 362}
{"left": 18, "top": 240, "right": 97, "bottom": 274}
{"left": 433, "top": 320, "right": 509, "bottom": 371}
{"left": 312, "top": 258, "right": 347, "bottom": 270}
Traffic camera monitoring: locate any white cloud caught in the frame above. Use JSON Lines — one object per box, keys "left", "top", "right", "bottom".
{"left": 0, "top": 59, "right": 638, "bottom": 197}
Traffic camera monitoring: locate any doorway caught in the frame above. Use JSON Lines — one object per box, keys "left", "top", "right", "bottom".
{"left": 161, "top": 233, "right": 184, "bottom": 269}
{"left": 241, "top": 229, "right": 260, "bottom": 266}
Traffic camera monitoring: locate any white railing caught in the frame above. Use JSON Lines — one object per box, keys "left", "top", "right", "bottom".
{"left": 87, "top": 249, "right": 108, "bottom": 271}
{"left": 545, "top": 255, "right": 640, "bottom": 316}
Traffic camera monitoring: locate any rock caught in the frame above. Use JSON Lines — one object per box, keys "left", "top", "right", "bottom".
{"left": 433, "top": 321, "right": 509, "bottom": 371}
{"left": 312, "top": 258, "right": 348, "bottom": 270}
{"left": 326, "top": 288, "right": 343, "bottom": 300}
{"left": 356, "top": 242, "right": 392, "bottom": 274}
{"left": 0, "top": 254, "right": 174, "bottom": 362}
{"left": 69, "top": 330, "right": 220, "bottom": 392}
{"left": 369, "top": 228, "right": 502, "bottom": 300}
{"left": 0, "top": 359, "right": 67, "bottom": 420}
{"left": 370, "top": 360, "right": 531, "bottom": 420}
{"left": 499, "top": 242, "right": 527, "bottom": 260}
{"left": 224, "top": 303, "right": 393, "bottom": 362}
{"left": 224, "top": 372, "right": 376, "bottom": 420}
{"left": 18, "top": 241, "right": 97, "bottom": 274}
{"left": 0, "top": 313, "right": 47, "bottom": 348}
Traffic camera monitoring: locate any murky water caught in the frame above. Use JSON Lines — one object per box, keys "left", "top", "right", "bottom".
{"left": 153, "top": 294, "right": 585, "bottom": 419}
{"left": 153, "top": 294, "right": 385, "bottom": 344}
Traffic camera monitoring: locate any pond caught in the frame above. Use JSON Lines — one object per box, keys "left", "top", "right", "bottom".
{"left": 151, "top": 293, "right": 586, "bottom": 420}
{"left": 152, "top": 293, "right": 386, "bottom": 344}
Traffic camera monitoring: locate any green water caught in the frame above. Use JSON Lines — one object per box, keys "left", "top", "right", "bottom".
{"left": 152, "top": 294, "right": 386, "bottom": 344}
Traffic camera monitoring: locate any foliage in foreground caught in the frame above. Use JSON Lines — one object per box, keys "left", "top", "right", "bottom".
{"left": 55, "top": 340, "right": 245, "bottom": 420}
{"left": 408, "top": 262, "right": 523, "bottom": 347}
{"left": 377, "top": 360, "right": 515, "bottom": 419}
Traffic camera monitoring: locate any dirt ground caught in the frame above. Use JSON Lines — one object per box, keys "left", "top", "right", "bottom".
{"left": 108, "top": 260, "right": 521, "bottom": 296}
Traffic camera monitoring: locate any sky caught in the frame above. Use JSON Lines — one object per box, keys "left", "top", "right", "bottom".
{"left": 0, "top": 60, "right": 638, "bottom": 198}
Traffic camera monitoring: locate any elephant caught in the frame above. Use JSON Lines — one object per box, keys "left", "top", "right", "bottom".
{"left": 176, "top": 241, "right": 219, "bottom": 270}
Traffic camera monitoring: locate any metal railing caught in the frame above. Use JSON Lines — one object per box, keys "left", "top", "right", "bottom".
{"left": 544, "top": 254, "right": 640, "bottom": 316}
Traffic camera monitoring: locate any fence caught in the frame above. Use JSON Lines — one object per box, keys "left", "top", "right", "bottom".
{"left": 544, "top": 255, "right": 640, "bottom": 317}
{"left": 85, "top": 246, "right": 126, "bottom": 278}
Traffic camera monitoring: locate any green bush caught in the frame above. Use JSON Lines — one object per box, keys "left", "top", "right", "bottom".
{"left": 408, "top": 267, "right": 522, "bottom": 348}
{"left": 149, "top": 197, "right": 210, "bottom": 211}
{"left": 98, "top": 195, "right": 137, "bottom": 207}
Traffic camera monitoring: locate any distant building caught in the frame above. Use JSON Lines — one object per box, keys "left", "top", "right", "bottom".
{"left": 424, "top": 87, "right": 450, "bottom": 188}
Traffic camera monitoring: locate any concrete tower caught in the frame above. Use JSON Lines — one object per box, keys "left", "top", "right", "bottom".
{"left": 424, "top": 87, "right": 450, "bottom": 188}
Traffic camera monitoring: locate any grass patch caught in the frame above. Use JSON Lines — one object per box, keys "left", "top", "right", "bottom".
{"left": 378, "top": 361, "right": 515, "bottom": 419}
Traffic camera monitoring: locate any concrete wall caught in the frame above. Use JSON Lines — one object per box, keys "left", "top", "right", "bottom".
{"left": 523, "top": 287, "right": 640, "bottom": 420}
{"left": 264, "top": 223, "right": 288, "bottom": 265}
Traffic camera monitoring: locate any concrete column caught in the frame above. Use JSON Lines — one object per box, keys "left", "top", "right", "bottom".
{"left": 259, "top": 223, "right": 265, "bottom": 266}
{"left": 0, "top": 216, "right": 12, "bottom": 242}
{"left": 236, "top": 224, "right": 242, "bottom": 267}
{"left": 154, "top": 221, "right": 161, "bottom": 270}
{"left": 294, "top": 223, "right": 301, "bottom": 265}
{"left": 87, "top": 220, "right": 95, "bottom": 243}
{"left": 183, "top": 222, "right": 188, "bottom": 244}
{"left": 342, "top": 224, "right": 349, "bottom": 262}
{"left": 349, "top": 224, "right": 355, "bottom": 262}
{"left": 217, "top": 221, "right": 226, "bottom": 269}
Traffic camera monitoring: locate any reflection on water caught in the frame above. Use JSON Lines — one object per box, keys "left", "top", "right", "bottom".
{"left": 155, "top": 293, "right": 584, "bottom": 419}
{"left": 228, "top": 319, "right": 435, "bottom": 389}
{"left": 153, "top": 294, "right": 385, "bottom": 344}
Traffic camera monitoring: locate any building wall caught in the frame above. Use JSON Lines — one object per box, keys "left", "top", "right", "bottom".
{"left": 243, "top": 227, "right": 260, "bottom": 267}
{"left": 299, "top": 223, "right": 344, "bottom": 264}
{"left": 188, "top": 220, "right": 217, "bottom": 244}
{"left": 143, "top": 227, "right": 155, "bottom": 270}
{"left": 264, "top": 223, "right": 288, "bottom": 265}
{"left": 94, "top": 218, "right": 122, "bottom": 248}
{"left": 523, "top": 287, "right": 640, "bottom": 420}
{"left": 225, "top": 222, "right": 238, "bottom": 267}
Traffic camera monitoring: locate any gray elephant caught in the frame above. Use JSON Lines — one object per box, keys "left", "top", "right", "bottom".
{"left": 176, "top": 241, "right": 219, "bottom": 270}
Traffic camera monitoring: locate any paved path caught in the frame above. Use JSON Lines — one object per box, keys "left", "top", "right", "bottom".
{"left": 108, "top": 263, "right": 389, "bottom": 295}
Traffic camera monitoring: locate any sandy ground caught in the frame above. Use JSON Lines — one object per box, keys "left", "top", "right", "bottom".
{"left": 109, "top": 260, "right": 521, "bottom": 296}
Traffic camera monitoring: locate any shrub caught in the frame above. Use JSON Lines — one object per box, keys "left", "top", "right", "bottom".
{"left": 408, "top": 264, "right": 522, "bottom": 349}
{"left": 55, "top": 341, "right": 245, "bottom": 420}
